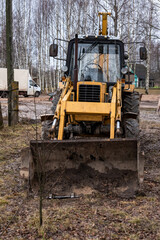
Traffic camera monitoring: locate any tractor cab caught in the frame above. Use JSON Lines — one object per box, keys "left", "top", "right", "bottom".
{"left": 67, "top": 37, "right": 124, "bottom": 84}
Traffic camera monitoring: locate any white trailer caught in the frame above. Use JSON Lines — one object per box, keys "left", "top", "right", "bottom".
{"left": 0, "top": 68, "right": 41, "bottom": 97}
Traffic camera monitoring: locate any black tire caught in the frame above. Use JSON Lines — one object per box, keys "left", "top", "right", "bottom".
{"left": 35, "top": 91, "right": 40, "bottom": 97}
{"left": 124, "top": 118, "right": 139, "bottom": 138}
{"left": 1, "top": 92, "right": 8, "bottom": 98}
{"left": 41, "top": 120, "right": 52, "bottom": 140}
{"left": 123, "top": 92, "right": 139, "bottom": 114}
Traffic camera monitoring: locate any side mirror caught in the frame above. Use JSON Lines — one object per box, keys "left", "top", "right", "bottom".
{"left": 49, "top": 43, "right": 58, "bottom": 57}
{"left": 124, "top": 53, "right": 128, "bottom": 60}
{"left": 140, "top": 47, "right": 147, "bottom": 60}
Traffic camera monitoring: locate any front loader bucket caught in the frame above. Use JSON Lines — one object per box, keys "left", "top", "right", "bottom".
{"left": 20, "top": 138, "right": 144, "bottom": 196}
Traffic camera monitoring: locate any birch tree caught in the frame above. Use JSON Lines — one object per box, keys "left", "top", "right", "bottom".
{"left": 0, "top": 0, "right": 160, "bottom": 90}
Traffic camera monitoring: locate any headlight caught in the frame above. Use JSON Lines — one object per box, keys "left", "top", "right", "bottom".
{"left": 61, "top": 65, "right": 68, "bottom": 72}
{"left": 121, "top": 66, "right": 128, "bottom": 75}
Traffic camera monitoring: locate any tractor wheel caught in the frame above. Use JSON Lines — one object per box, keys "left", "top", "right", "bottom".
{"left": 124, "top": 118, "right": 139, "bottom": 138}
{"left": 41, "top": 120, "right": 52, "bottom": 140}
{"left": 1, "top": 92, "right": 8, "bottom": 98}
{"left": 123, "top": 92, "right": 139, "bottom": 114}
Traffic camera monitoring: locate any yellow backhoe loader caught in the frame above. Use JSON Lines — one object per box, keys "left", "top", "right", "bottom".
{"left": 21, "top": 13, "right": 147, "bottom": 194}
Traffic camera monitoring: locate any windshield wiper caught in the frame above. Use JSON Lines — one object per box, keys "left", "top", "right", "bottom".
{"left": 79, "top": 42, "right": 98, "bottom": 61}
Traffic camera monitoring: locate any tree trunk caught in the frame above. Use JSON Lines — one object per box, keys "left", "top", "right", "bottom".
{"left": 6, "top": 0, "right": 14, "bottom": 126}
{"left": 114, "top": 0, "right": 118, "bottom": 37}
{"left": 6, "top": 0, "right": 19, "bottom": 125}
{"left": 1, "top": 0, "right": 5, "bottom": 67}
{"left": 0, "top": 102, "right": 3, "bottom": 129}
{"left": 146, "top": 1, "right": 153, "bottom": 94}
{"left": 146, "top": 35, "right": 151, "bottom": 94}
{"left": 39, "top": 185, "right": 43, "bottom": 226}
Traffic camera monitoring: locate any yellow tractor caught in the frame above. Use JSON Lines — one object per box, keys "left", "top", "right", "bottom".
{"left": 21, "top": 13, "right": 147, "bottom": 194}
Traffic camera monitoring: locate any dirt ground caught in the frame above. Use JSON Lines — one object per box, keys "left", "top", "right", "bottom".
{"left": 0, "top": 94, "right": 160, "bottom": 239}
{"left": 1, "top": 95, "right": 53, "bottom": 121}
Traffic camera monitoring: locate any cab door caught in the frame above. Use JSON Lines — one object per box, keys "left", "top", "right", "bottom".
{"left": 28, "top": 79, "right": 34, "bottom": 95}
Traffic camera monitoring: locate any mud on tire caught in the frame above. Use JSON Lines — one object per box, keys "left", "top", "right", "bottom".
{"left": 123, "top": 91, "right": 139, "bottom": 114}
{"left": 41, "top": 120, "right": 52, "bottom": 140}
{"left": 124, "top": 118, "right": 139, "bottom": 138}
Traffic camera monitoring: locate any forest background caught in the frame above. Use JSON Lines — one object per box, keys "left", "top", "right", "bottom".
{"left": 0, "top": 0, "right": 160, "bottom": 91}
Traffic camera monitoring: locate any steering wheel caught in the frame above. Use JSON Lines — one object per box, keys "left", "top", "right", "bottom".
{"left": 84, "top": 63, "right": 102, "bottom": 71}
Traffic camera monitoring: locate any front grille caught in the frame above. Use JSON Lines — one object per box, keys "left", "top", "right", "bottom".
{"left": 79, "top": 84, "right": 100, "bottom": 102}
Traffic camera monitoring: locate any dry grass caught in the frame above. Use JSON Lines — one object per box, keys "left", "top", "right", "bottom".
{"left": 0, "top": 112, "right": 160, "bottom": 239}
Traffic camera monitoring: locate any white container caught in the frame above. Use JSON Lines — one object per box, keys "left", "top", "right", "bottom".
{"left": 0, "top": 68, "right": 41, "bottom": 97}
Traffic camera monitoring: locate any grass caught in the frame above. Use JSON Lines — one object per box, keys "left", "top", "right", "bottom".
{"left": 0, "top": 197, "right": 9, "bottom": 206}
{"left": 128, "top": 217, "right": 158, "bottom": 232}
{"left": 129, "top": 217, "right": 142, "bottom": 225}
{"left": 0, "top": 123, "right": 40, "bottom": 161}
{"left": 109, "top": 208, "right": 127, "bottom": 218}
{"left": 136, "top": 196, "right": 158, "bottom": 202}
{"left": 0, "top": 119, "right": 160, "bottom": 239}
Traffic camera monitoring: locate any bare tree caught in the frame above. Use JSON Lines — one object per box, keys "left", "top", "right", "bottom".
{"left": 0, "top": 102, "right": 3, "bottom": 129}
{"left": 1, "top": 0, "right": 159, "bottom": 92}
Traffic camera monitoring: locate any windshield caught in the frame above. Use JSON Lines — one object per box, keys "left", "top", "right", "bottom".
{"left": 29, "top": 80, "right": 37, "bottom": 87}
{"left": 69, "top": 43, "right": 121, "bottom": 82}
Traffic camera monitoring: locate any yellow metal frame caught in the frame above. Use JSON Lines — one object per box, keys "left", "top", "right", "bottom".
{"left": 52, "top": 12, "right": 135, "bottom": 142}
{"left": 124, "top": 84, "right": 135, "bottom": 92}
{"left": 77, "top": 81, "right": 106, "bottom": 102}
{"left": 56, "top": 79, "right": 122, "bottom": 141}
{"left": 98, "top": 12, "right": 111, "bottom": 36}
